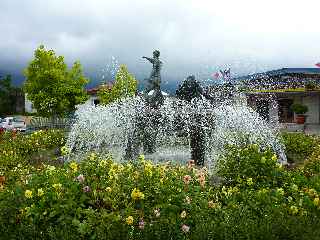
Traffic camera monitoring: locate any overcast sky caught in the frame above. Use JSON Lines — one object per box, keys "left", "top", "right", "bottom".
{"left": 1, "top": 0, "right": 320, "bottom": 89}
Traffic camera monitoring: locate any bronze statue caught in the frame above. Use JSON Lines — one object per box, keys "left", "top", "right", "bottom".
{"left": 142, "top": 50, "right": 164, "bottom": 108}
{"left": 125, "top": 50, "right": 165, "bottom": 159}
{"left": 142, "top": 50, "right": 162, "bottom": 92}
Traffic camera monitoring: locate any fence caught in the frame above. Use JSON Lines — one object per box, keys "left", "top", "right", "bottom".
{"left": 28, "top": 117, "right": 73, "bottom": 131}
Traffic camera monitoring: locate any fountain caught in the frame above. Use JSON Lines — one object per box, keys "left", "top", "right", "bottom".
{"left": 66, "top": 50, "right": 287, "bottom": 168}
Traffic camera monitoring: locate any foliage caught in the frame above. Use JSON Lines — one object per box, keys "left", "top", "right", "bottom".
{"left": 0, "top": 75, "right": 13, "bottom": 116}
{"left": 302, "top": 144, "right": 320, "bottom": 176}
{"left": 24, "top": 45, "right": 89, "bottom": 117}
{"left": 0, "top": 129, "right": 66, "bottom": 174}
{"left": 98, "top": 64, "right": 137, "bottom": 105}
{"left": 0, "top": 75, "right": 23, "bottom": 116}
{"left": 1, "top": 131, "right": 320, "bottom": 239}
{"left": 176, "top": 76, "right": 203, "bottom": 102}
{"left": 305, "top": 81, "right": 317, "bottom": 90}
{"left": 216, "top": 144, "right": 279, "bottom": 182}
{"left": 281, "top": 133, "right": 319, "bottom": 164}
{"left": 290, "top": 103, "right": 308, "bottom": 115}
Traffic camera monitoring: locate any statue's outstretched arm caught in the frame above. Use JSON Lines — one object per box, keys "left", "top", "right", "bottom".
{"left": 142, "top": 56, "right": 154, "bottom": 63}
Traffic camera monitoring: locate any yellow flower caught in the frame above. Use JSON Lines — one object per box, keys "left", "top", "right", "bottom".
{"left": 144, "top": 162, "right": 153, "bottom": 177}
{"left": 69, "top": 162, "right": 78, "bottom": 172}
{"left": 277, "top": 188, "right": 285, "bottom": 196}
{"left": 106, "top": 187, "right": 112, "bottom": 192}
{"left": 289, "top": 205, "right": 299, "bottom": 215}
{"left": 131, "top": 188, "right": 145, "bottom": 201}
{"left": 52, "top": 183, "right": 62, "bottom": 191}
{"left": 37, "top": 188, "right": 44, "bottom": 197}
{"left": 208, "top": 200, "right": 221, "bottom": 209}
{"left": 180, "top": 210, "right": 187, "bottom": 218}
{"left": 126, "top": 216, "right": 134, "bottom": 225}
{"left": 271, "top": 154, "right": 277, "bottom": 162}
{"left": 138, "top": 154, "right": 145, "bottom": 163}
{"left": 46, "top": 165, "right": 56, "bottom": 173}
{"left": 314, "top": 197, "right": 319, "bottom": 206}
{"left": 247, "top": 178, "right": 253, "bottom": 186}
{"left": 126, "top": 163, "right": 133, "bottom": 171}
{"left": 25, "top": 190, "right": 33, "bottom": 199}
{"left": 89, "top": 152, "right": 96, "bottom": 161}
{"left": 60, "top": 146, "right": 70, "bottom": 156}
{"left": 99, "top": 159, "right": 108, "bottom": 168}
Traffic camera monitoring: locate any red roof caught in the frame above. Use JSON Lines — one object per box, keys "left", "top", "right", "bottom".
{"left": 87, "top": 83, "right": 113, "bottom": 95}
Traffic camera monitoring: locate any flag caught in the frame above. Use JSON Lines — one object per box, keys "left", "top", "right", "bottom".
{"left": 212, "top": 72, "right": 220, "bottom": 78}
{"left": 220, "top": 68, "right": 231, "bottom": 80}
{"left": 315, "top": 62, "right": 320, "bottom": 68}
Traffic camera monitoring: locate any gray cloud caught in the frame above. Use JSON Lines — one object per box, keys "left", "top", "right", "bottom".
{"left": 1, "top": 0, "right": 320, "bottom": 89}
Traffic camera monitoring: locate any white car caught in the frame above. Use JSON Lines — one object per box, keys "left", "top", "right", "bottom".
{"left": 1, "top": 117, "right": 26, "bottom": 132}
{"left": 0, "top": 118, "right": 5, "bottom": 132}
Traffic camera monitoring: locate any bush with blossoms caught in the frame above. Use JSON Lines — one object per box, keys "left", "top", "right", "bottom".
{"left": 1, "top": 132, "right": 320, "bottom": 239}
{"left": 0, "top": 129, "right": 65, "bottom": 173}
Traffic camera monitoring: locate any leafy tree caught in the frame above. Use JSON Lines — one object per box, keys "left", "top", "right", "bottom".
{"left": 24, "top": 45, "right": 89, "bottom": 117}
{"left": 98, "top": 64, "right": 137, "bottom": 105}
{"left": 0, "top": 75, "right": 15, "bottom": 116}
{"left": 176, "top": 75, "right": 203, "bottom": 102}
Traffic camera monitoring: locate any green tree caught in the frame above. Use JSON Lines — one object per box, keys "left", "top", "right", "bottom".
{"left": 24, "top": 45, "right": 89, "bottom": 117}
{"left": 176, "top": 75, "right": 203, "bottom": 102}
{"left": 0, "top": 75, "right": 15, "bottom": 116}
{"left": 98, "top": 64, "right": 137, "bottom": 105}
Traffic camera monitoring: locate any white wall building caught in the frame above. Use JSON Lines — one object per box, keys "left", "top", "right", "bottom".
{"left": 24, "top": 94, "right": 37, "bottom": 113}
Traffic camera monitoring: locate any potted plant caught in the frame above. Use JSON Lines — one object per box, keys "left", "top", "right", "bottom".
{"left": 290, "top": 103, "right": 308, "bottom": 124}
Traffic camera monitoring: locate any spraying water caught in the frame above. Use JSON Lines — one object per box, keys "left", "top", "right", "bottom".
{"left": 66, "top": 51, "right": 287, "bottom": 169}
{"left": 66, "top": 92, "right": 287, "bottom": 169}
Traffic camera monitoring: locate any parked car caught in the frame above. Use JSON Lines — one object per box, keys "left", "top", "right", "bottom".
{"left": 1, "top": 117, "right": 26, "bottom": 132}
{"left": 0, "top": 118, "right": 5, "bottom": 133}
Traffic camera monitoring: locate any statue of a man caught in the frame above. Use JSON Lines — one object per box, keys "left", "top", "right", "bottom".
{"left": 142, "top": 50, "right": 162, "bottom": 92}
{"left": 142, "top": 50, "right": 164, "bottom": 108}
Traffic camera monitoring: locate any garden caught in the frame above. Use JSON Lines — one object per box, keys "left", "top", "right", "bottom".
{"left": 1, "top": 130, "right": 320, "bottom": 240}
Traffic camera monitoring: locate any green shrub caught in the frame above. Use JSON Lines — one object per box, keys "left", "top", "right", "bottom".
{"left": 281, "top": 133, "right": 319, "bottom": 164}
{"left": 216, "top": 144, "right": 279, "bottom": 182}
{"left": 1, "top": 135, "right": 320, "bottom": 239}
{"left": 0, "top": 129, "right": 65, "bottom": 175}
{"left": 305, "top": 81, "right": 317, "bottom": 90}
{"left": 290, "top": 103, "right": 308, "bottom": 115}
{"left": 302, "top": 144, "right": 320, "bottom": 176}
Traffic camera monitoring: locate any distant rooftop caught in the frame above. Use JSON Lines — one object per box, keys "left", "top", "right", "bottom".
{"left": 237, "top": 68, "right": 320, "bottom": 81}
{"left": 87, "top": 82, "right": 113, "bottom": 95}
{"left": 265, "top": 68, "right": 320, "bottom": 75}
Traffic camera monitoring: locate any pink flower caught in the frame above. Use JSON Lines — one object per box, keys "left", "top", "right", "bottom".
{"left": 76, "top": 174, "right": 85, "bottom": 183}
{"left": 139, "top": 219, "right": 145, "bottom": 229}
{"left": 198, "top": 176, "right": 206, "bottom": 187}
{"left": 83, "top": 186, "right": 91, "bottom": 192}
{"left": 181, "top": 224, "right": 190, "bottom": 233}
{"left": 187, "top": 160, "right": 195, "bottom": 169}
{"left": 196, "top": 170, "right": 206, "bottom": 187}
{"left": 183, "top": 175, "right": 192, "bottom": 185}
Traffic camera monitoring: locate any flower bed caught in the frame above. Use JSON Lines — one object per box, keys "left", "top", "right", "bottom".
{"left": 0, "top": 129, "right": 65, "bottom": 177}
{"left": 1, "top": 131, "right": 320, "bottom": 239}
